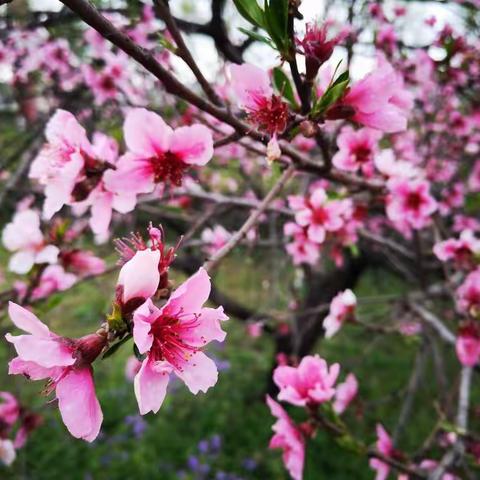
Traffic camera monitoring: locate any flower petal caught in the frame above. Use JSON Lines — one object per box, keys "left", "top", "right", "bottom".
{"left": 8, "top": 302, "right": 50, "bottom": 337}
{"left": 134, "top": 359, "right": 171, "bottom": 415}
{"left": 56, "top": 368, "right": 103, "bottom": 442}
{"left": 174, "top": 351, "right": 218, "bottom": 395}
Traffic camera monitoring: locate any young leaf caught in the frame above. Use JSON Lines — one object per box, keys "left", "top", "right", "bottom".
{"left": 272, "top": 67, "right": 297, "bottom": 107}
{"left": 233, "top": 0, "right": 265, "bottom": 29}
{"left": 311, "top": 71, "right": 350, "bottom": 116}
{"left": 238, "top": 27, "right": 275, "bottom": 48}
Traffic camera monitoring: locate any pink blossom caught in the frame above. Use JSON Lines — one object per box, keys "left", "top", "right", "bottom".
{"left": 297, "top": 23, "right": 340, "bottom": 80}
{"left": 284, "top": 221, "right": 320, "bottom": 266}
{"left": 230, "top": 64, "right": 288, "bottom": 136}
{"left": 6, "top": 302, "right": 105, "bottom": 442}
{"left": 246, "top": 321, "right": 263, "bottom": 338}
{"left": 0, "top": 439, "right": 16, "bottom": 466}
{"left": 104, "top": 108, "right": 213, "bottom": 194}
{"left": 85, "top": 132, "right": 136, "bottom": 236}
{"left": 374, "top": 149, "right": 419, "bottom": 179}
{"left": 332, "top": 127, "right": 382, "bottom": 177}
{"left": 266, "top": 395, "right": 305, "bottom": 480}
{"left": 433, "top": 230, "right": 480, "bottom": 269}
{"left": 132, "top": 268, "right": 228, "bottom": 414}
{"left": 29, "top": 110, "right": 96, "bottom": 219}
{"left": 369, "top": 424, "right": 396, "bottom": 480}
{"left": 469, "top": 160, "right": 480, "bottom": 192}
{"left": 386, "top": 178, "right": 437, "bottom": 230}
{"left": 418, "top": 460, "right": 458, "bottom": 479}
{"left": 0, "top": 392, "right": 20, "bottom": 427}
{"left": 30, "top": 265, "right": 77, "bottom": 301}
{"left": 2, "top": 209, "right": 59, "bottom": 274}
{"left": 201, "top": 225, "right": 232, "bottom": 256}
{"left": 323, "top": 289, "right": 357, "bottom": 338}
{"left": 292, "top": 188, "right": 348, "bottom": 244}
{"left": 456, "top": 268, "right": 480, "bottom": 314}
{"left": 333, "top": 373, "right": 358, "bottom": 414}
{"left": 273, "top": 354, "right": 340, "bottom": 406}
{"left": 456, "top": 323, "right": 480, "bottom": 366}
{"left": 342, "top": 62, "right": 413, "bottom": 133}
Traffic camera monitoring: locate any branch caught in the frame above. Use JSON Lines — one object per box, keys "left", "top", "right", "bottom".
{"left": 203, "top": 165, "right": 295, "bottom": 272}
{"left": 153, "top": 0, "right": 222, "bottom": 106}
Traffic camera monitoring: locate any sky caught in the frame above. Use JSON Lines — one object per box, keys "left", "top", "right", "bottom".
{"left": 3, "top": 0, "right": 466, "bottom": 85}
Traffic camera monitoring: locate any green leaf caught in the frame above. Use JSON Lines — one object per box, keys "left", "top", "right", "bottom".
{"left": 232, "top": 0, "right": 265, "bottom": 29}
{"left": 272, "top": 67, "right": 297, "bottom": 107}
{"left": 311, "top": 70, "right": 350, "bottom": 117}
{"left": 263, "top": 0, "right": 290, "bottom": 55}
{"left": 238, "top": 28, "right": 274, "bottom": 48}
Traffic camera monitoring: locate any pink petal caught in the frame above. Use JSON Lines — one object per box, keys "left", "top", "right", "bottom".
{"left": 8, "top": 357, "right": 61, "bottom": 380}
{"left": 133, "top": 300, "right": 158, "bottom": 354}
{"left": 45, "top": 109, "right": 92, "bottom": 153}
{"left": 134, "top": 359, "right": 171, "bottom": 415}
{"left": 179, "top": 307, "right": 228, "bottom": 346}
{"left": 89, "top": 192, "right": 113, "bottom": 235}
{"left": 8, "top": 302, "right": 50, "bottom": 337}
{"left": 8, "top": 251, "right": 35, "bottom": 274}
{"left": 230, "top": 64, "right": 272, "bottom": 110}
{"left": 5, "top": 334, "right": 75, "bottom": 368}
{"left": 123, "top": 108, "right": 172, "bottom": 157}
{"left": 170, "top": 125, "right": 213, "bottom": 166}
{"left": 56, "top": 368, "right": 103, "bottom": 442}
{"left": 164, "top": 267, "right": 211, "bottom": 315}
{"left": 174, "top": 351, "right": 218, "bottom": 394}
{"left": 118, "top": 249, "right": 161, "bottom": 303}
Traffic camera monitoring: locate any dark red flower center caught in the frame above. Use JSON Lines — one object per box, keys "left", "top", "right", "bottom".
{"left": 150, "top": 152, "right": 189, "bottom": 186}
{"left": 405, "top": 192, "right": 423, "bottom": 211}
{"left": 150, "top": 313, "right": 205, "bottom": 371}
{"left": 248, "top": 94, "right": 289, "bottom": 136}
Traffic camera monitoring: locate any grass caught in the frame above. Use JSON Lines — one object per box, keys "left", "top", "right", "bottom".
{"left": 1, "top": 251, "right": 478, "bottom": 479}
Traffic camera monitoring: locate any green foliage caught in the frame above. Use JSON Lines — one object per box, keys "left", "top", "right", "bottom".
{"left": 233, "top": 0, "right": 292, "bottom": 58}
{"left": 311, "top": 70, "right": 350, "bottom": 118}
{"left": 272, "top": 67, "right": 298, "bottom": 108}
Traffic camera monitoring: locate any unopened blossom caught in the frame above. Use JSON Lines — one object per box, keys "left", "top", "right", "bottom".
{"left": 291, "top": 188, "right": 349, "bottom": 244}
{"left": 456, "top": 323, "right": 480, "bottom": 366}
{"left": 60, "top": 249, "right": 106, "bottom": 277}
{"left": 115, "top": 225, "right": 178, "bottom": 314}
{"left": 323, "top": 289, "right": 357, "bottom": 338}
{"left": 273, "top": 355, "right": 340, "bottom": 406}
{"left": 297, "top": 23, "right": 340, "bottom": 81}
{"left": 336, "top": 62, "right": 413, "bottom": 133}
{"left": 386, "top": 178, "right": 437, "bottom": 231}
{"left": 104, "top": 108, "right": 213, "bottom": 193}
{"left": 332, "top": 127, "right": 382, "bottom": 177}
{"left": 30, "top": 265, "right": 77, "bottom": 301}
{"left": 230, "top": 63, "right": 289, "bottom": 136}
{"left": 433, "top": 230, "right": 480, "bottom": 269}
{"left": 266, "top": 395, "right": 305, "bottom": 480}
{"left": 456, "top": 268, "right": 480, "bottom": 315}
{"left": 333, "top": 373, "right": 358, "bottom": 414}
{"left": 201, "top": 225, "right": 231, "bottom": 256}
{"left": 6, "top": 302, "right": 105, "bottom": 442}
{"left": 2, "top": 209, "right": 59, "bottom": 274}
{"left": 369, "top": 424, "right": 399, "bottom": 480}
{"left": 132, "top": 268, "right": 228, "bottom": 414}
